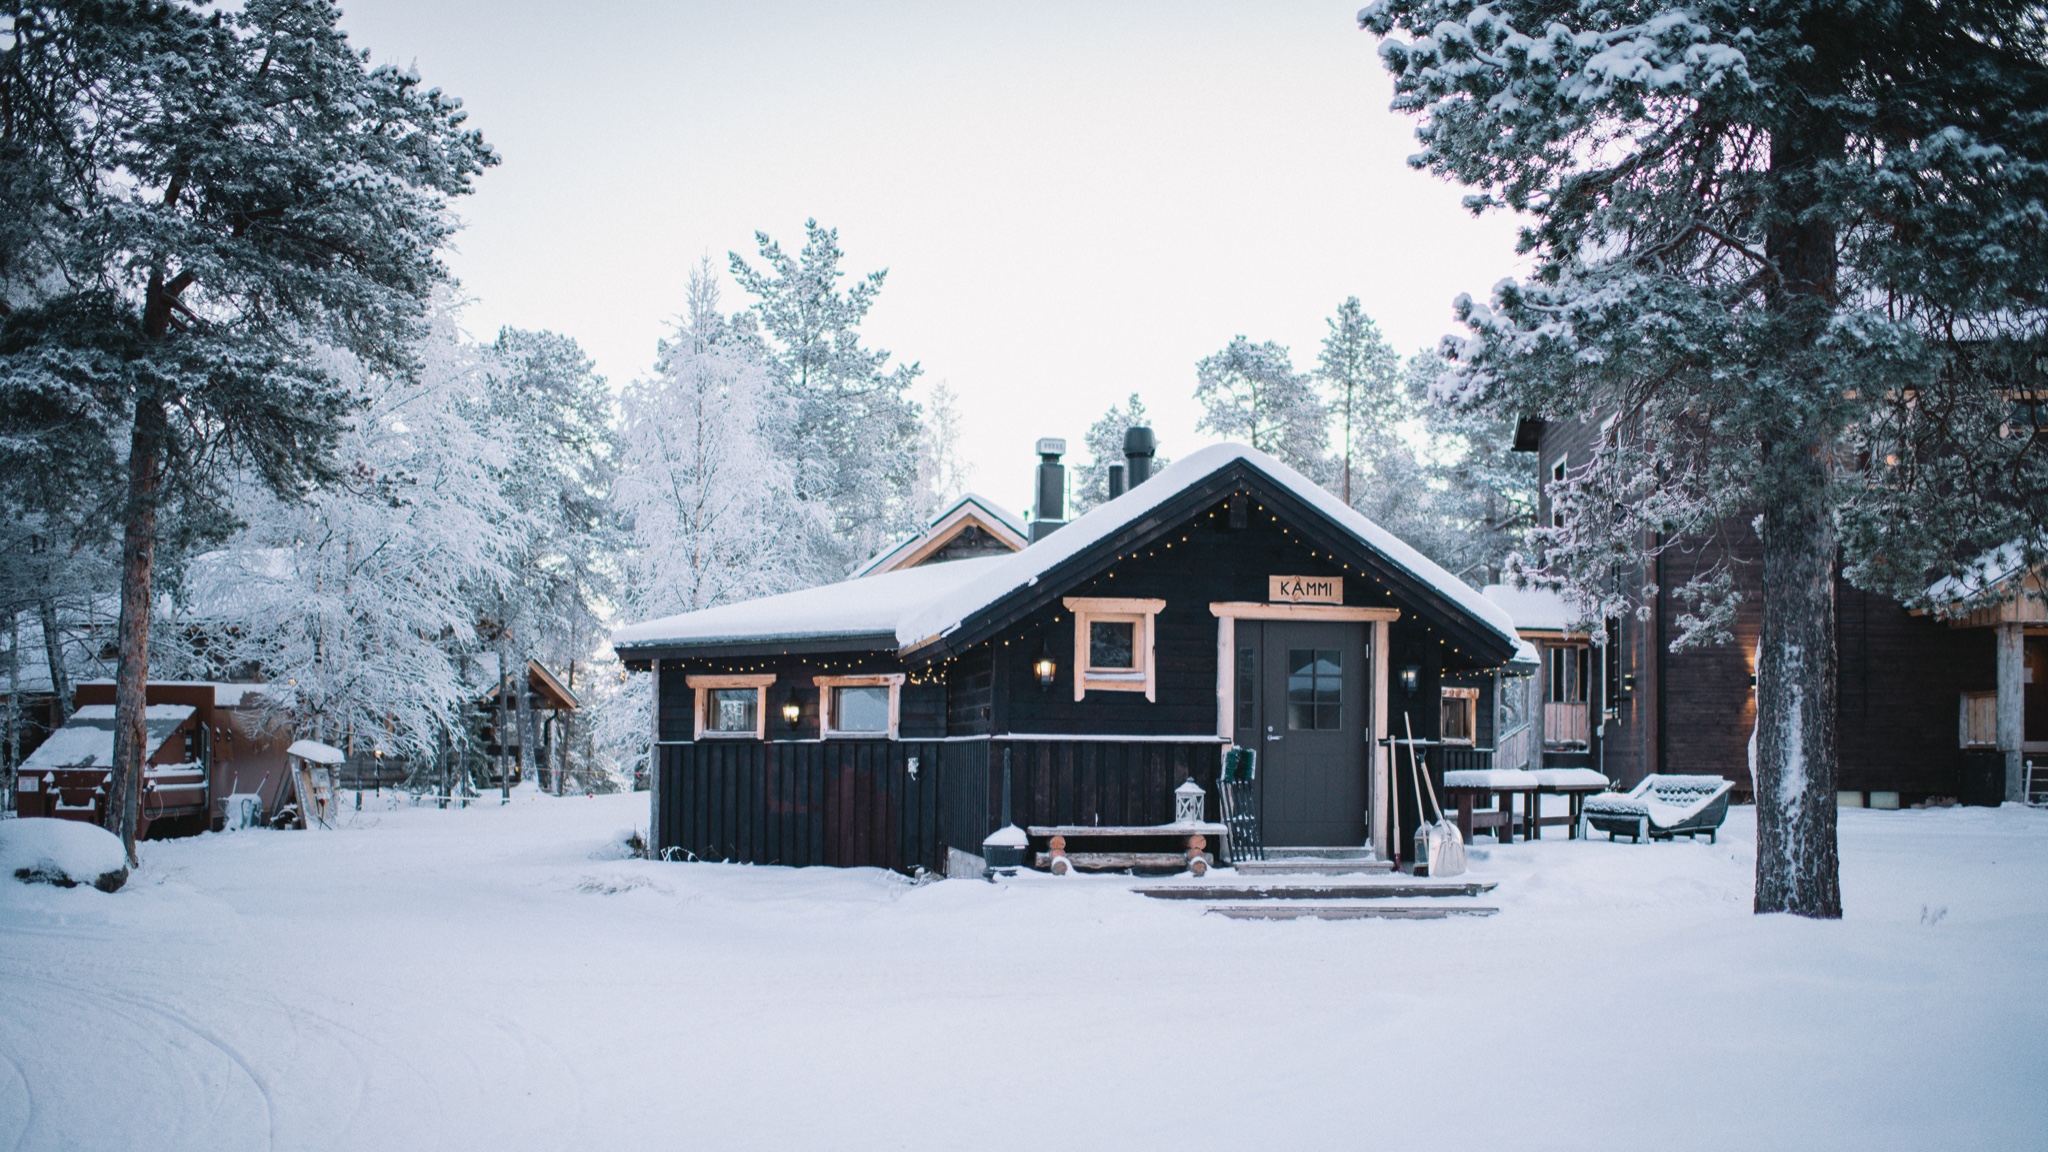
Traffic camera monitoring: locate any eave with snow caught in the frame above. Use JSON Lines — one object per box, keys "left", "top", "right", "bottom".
{"left": 614, "top": 442, "right": 1522, "bottom": 871}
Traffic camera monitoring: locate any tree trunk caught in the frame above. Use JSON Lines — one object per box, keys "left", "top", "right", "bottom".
{"left": 495, "top": 644, "right": 511, "bottom": 803}
{"left": 38, "top": 596, "right": 72, "bottom": 724}
{"left": 6, "top": 610, "right": 19, "bottom": 816}
{"left": 1753, "top": 446, "right": 1842, "bottom": 917}
{"left": 1753, "top": 124, "right": 1845, "bottom": 918}
{"left": 515, "top": 658, "right": 536, "bottom": 792}
{"left": 107, "top": 401, "right": 165, "bottom": 865}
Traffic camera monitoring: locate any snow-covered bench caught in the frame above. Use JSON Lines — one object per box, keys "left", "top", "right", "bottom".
{"left": 1442, "top": 768, "right": 1537, "bottom": 843}
{"left": 1581, "top": 775, "right": 1734, "bottom": 843}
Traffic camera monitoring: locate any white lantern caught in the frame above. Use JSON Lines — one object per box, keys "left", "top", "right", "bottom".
{"left": 1174, "top": 777, "right": 1206, "bottom": 825}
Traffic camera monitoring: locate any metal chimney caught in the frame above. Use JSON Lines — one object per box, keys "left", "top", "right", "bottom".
{"left": 1107, "top": 462, "right": 1126, "bottom": 499}
{"left": 1030, "top": 437, "right": 1067, "bottom": 542}
{"left": 1124, "top": 426, "right": 1156, "bottom": 487}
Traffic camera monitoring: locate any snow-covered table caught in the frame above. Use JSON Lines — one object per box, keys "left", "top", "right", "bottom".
{"left": 1527, "top": 768, "right": 1613, "bottom": 840}
{"left": 1441, "top": 769, "right": 1539, "bottom": 843}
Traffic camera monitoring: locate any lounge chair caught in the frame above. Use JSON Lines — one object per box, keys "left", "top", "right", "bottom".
{"left": 1581, "top": 775, "right": 1734, "bottom": 843}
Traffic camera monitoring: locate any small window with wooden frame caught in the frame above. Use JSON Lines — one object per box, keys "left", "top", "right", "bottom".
{"left": 815, "top": 674, "right": 906, "bottom": 739}
{"left": 1440, "top": 686, "right": 1479, "bottom": 745}
{"left": 688, "top": 674, "right": 775, "bottom": 740}
{"left": 1063, "top": 597, "right": 1166, "bottom": 702}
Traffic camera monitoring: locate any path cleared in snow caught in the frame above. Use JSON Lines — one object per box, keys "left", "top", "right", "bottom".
{"left": 2, "top": 788, "right": 2043, "bottom": 1151}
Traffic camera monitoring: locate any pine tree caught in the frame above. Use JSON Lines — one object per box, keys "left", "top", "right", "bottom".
{"left": 729, "top": 221, "right": 923, "bottom": 572}
{"left": 0, "top": 0, "right": 493, "bottom": 860}
{"left": 914, "top": 380, "right": 971, "bottom": 520}
{"left": 1364, "top": 0, "right": 2048, "bottom": 916}
{"left": 1194, "top": 337, "right": 1331, "bottom": 480}
{"left": 1072, "top": 394, "right": 1173, "bottom": 515}
{"left": 1317, "top": 299, "right": 1407, "bottom": 506}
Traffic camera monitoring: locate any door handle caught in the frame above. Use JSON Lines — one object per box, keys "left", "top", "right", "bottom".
{"left": 1265, "top": 727, "right": 1281, "bottom": 742}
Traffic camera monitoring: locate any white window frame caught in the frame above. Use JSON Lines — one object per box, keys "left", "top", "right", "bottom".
{"left": 814, "top": 674, "right": 906, "bottom": 739}
{"left": 688, "top": 674, "right": 775, "bottom": 740}
{"left": 1064, "top": 597, "right": 1166, "bottom": 702}
{"left": 1440, "top": 686, "right": 1480, "bottom": 746}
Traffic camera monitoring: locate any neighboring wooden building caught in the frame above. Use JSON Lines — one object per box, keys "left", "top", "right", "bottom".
{"left": 1513, "top": 418, "right": 1999, "bottom": 805}
{"left": 852, "top": 492, "right": 1027, "bottom": 576}
{"left": 14, "top": 681, "right": 296, "bottom": 836}
{"left": 613, "top": 441, "right": 1523, "bottom": 873}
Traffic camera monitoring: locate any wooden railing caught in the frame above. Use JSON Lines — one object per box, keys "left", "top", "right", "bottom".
{"left": 1544, "top": 702, "right": 1590, "bottom": 748}
{"left": 1960, "top": 691, "right": 1997, "bottom": 748}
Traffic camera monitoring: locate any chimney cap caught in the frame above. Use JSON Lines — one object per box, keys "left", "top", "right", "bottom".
{"left": 1035, "top": 437, "right": 1066, "bottom": 459}
{"left": 1123, "top": 426, "right": 1155, "bottom": 456}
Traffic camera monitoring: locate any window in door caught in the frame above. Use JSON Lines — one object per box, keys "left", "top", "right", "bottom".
{"left": 1286, "top": 648, "right": 1343, "bottom": 730}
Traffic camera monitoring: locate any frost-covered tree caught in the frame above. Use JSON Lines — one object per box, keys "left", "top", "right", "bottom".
{"left": 729, "top": 221, "right": 923, "bottom": 571}
{"left": 1365, "top": 0, "right": 2048, "bottom": 917}
{"left": 165, "top": 308, "right": 515, "bottom": 763}
{"left": 1406, "top": 350, "right": 1537, "bottom": 585}
{"left": 0, "top": 0, "right": 493, "bottom": 859}
{"left": 914, "top": 380, "right": 971, "bottom": 520}
{"left": 1318, "top": 299, "right": 1408, "bottom": 506}
{"left": 1194, "top": 337, "right": 1330, "bottom": 480}
{"left": 617, "top": 263, "right": 809, "bottom": 621}
{"left": 1073, "top": 393, "right": 1173, "bottom": 515}
{"left": 480, "top": 327, "right": 620, "bottom": 789}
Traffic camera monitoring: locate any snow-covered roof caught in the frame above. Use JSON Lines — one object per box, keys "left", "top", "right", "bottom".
{"left": 616, "top": 443, "right": 1520, "bottom": 660}
{"left": 287, "top": 739, "right": 346, "bottom": 765}
{"left": 613, "top": 555, "right": 1008, "bottom": 651}
{"left": 1924, "top": 538, "right": 2039, "bottom": 607}
{"left": 895, "top": 443, "right": 1519, "bottom": 650}
{"left": 20, "top": 704, "right": 197, "bottom": 773}
{"left": 1481, "top": 584, "right": 1585, "bottom": 635}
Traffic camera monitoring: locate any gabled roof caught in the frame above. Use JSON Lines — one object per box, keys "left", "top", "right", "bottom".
{"left": 851, "top": 492, "right": 1027, "bottom": 577}
{"left": 477, "top": 660, "right": 582, "bottom": 711}
{"left": 615, "top": 443, "right": 1520, "bottom": 666}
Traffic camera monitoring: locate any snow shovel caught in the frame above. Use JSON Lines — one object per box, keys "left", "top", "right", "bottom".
{"left": 1404, "top": 712, "right": 1467, "bottom": 879}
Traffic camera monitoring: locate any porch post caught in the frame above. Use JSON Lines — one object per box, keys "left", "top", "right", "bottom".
{"left": 1215, "top": 614, "right": 1234, "bottom": 741}
{"left": 1530, "top": 643, "right": 1547, "bottom": 769}
{"left": 1371, "top": 618, "right": 1391, "bottom": 859}
{"left": 649, "top": 659, "right": 662, "bottom": 848}
{"left": 1996, "top": 623, "right": 2024, "bottom": 802}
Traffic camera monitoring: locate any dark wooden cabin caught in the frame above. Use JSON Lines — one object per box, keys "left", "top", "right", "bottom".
{"left": 1511, "top": 417, "right": 2009, "bottom": 806}
{"left": 613, "top": 441, "right": 1523, "bottom": 873}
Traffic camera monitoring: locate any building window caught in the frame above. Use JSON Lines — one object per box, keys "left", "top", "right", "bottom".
{"left": 1063, "top": 597, "right": 1166, "bottom": 701}
{"left": 815, "top": 674, "right": 906, "bottom": 738}
{"left": 1235, "top": 647, "right": 1256, "bottom": 729}
{"left": 1286, "top": 648, "right": 1343, "bottom": 730}
{"left": 687, "top": 674, "right": 776, "bottom": 740}
{"left": 1441, "top": 686, "right": 1479, "bottom": 745}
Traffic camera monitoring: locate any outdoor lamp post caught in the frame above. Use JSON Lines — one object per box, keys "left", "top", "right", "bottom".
{"left": 1174, "top": 777, "right": 1205, "bottom": 825}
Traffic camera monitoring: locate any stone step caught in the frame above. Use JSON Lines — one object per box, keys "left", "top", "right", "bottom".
{"left": 1134, "top": 880, "right": 1496, "bottom": 901}
{"left": 1208, "top": 903, "right": 1499, "bottom": 921}
{"left": 1234, "top": 858, "right": 1394, "bottom": 876}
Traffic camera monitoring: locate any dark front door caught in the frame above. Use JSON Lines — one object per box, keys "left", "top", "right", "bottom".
{"left": 1233, "top": 620, "right": 1369, "bottom": 847}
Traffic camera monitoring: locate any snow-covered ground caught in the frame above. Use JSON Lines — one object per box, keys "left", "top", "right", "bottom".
{"left": 3, "top": 790, "right": 2043, "bottom": 1151}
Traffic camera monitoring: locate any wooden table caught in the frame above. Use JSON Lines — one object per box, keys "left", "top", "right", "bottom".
{"left": 1527, "top": 770, "right": 1613, "bottom": 840}
{"left": 1028, "top": 823, "right": 1230, "bottom": 875}
{"left": 1442, "top": 770, "right": 1541, "bottom": 844}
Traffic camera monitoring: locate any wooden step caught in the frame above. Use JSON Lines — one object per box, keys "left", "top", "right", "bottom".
{"left": 1208, "top": 904, "right": 1499, "bottom": 920}
{"left": 1133, "top": 880, "right": 1496, "bottom": 901}
{"left": 1234, "top": 858, "right": 1394, "bottom": 876}
{"left": 1258, "top": 847, "right": 1380, "bottom": 859}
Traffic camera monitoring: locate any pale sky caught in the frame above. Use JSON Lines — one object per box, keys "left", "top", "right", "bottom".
{"left": 334, "top": 0, "right": 1525, "bottom": 515}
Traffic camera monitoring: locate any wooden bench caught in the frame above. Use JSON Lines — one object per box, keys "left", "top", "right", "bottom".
{"left": 1028, "top": 823, "right": 1229, "bottom": 876}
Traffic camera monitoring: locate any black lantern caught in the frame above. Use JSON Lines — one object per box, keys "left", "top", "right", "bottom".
{"left": 1400, "top": 665, "right": 1421, "bottom": 695}
{"left": 780, "top": 692, "right": 802, "bottom": 729}
{"left": 1033, "top": 638, "right": 1057, "bottom": 691}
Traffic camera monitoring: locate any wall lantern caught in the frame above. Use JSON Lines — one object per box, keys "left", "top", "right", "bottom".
{"left": 1033, "top": 640, "right": 1057, "bottom": 692}
{"left": 1174, "top": 776, "right": 1206, "bottom": 825}
{"left": 1400, "top": 665, "right": 1421, "bottom": 696}
{"left": 781, "top": 695, "right": 802, "bottom": 728}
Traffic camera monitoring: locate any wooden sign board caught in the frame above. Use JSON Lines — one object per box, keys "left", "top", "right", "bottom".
{"left": 1269, "top": 575, "right": 1343, "bottom": 604}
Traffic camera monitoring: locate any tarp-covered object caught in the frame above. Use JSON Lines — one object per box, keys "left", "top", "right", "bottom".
{"left": 19, "top": 705, "right": 195, "bottom": 773}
